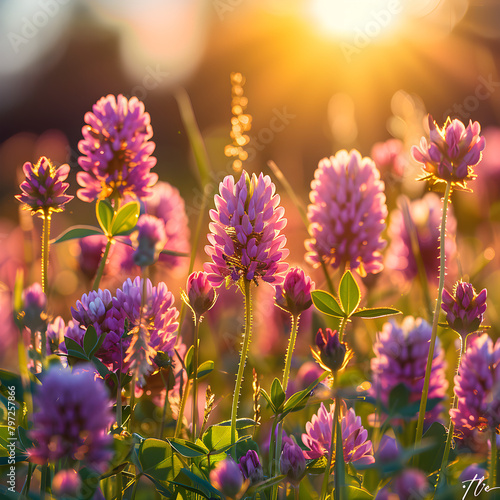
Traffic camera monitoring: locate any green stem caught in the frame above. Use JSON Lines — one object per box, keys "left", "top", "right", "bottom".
{"left": 131, "top": 476, "right": 140, "bottom": 500}
{"left": 320, "top": 382, "right": 340, "bottom": 500}
{"left": 159, "top": 368, "right": 170, "bottom": 438}
{"left": 192, "top": 320, "right": 200, "bottom": 441}
{"left": 22, "top": 462, "right": 35, "bottom": 496}
{"left": 414, "top": 180, "right": 452, "bottom": 456}
{"left": 41, "top": 211, "right": 51, "bottom": 295}
{"left": 320, "top": 260, "right": 335, "bottom": 296}
{"left": 116, "top": 472, "right": 123, "bottom": 500}
{"left": 92, "top": 238, "right": 112, "bottom": 291}
{"left": 436, "top": 334, "right": 465, "bottom": 491}
{"left": 175, "top": 364, "right": 190, "bottom": 438}
{"left": 230, "top": 279, "right": 253, "bottom": 452}
{"left": 40, "top": 463, "right": 48, "bottom": 499}
{"left": 282, "top": 314, "right": 299, "bottom": 393}
{"left": 491, "top": 427, "right": 498, "bottom": 487}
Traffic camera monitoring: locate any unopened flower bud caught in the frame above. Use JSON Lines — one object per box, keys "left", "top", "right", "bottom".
{"left": 239, "top": 450, "right": 263, "bottom": 485}
{"left": 275, "top": 267, "right": 314, "bottom": 316}
{"left": 315, "top": 328, "right": 346, "bottom": 372}
{"left": 22, "top": 282, "right": 47, "bottom": 332}
{"left": 185, "top": 271, "right": 217, "bottom": 321}
{"left": 393, "top": 469, "right": 429, "bottom": 499}
{"left": 280, "top": 439, "right": 306, "bottom": 485}
{"left": 209, "top": 458, "right": 244, "bottom": 499}
{"left": 442, "top": 282, "right": 487, "bottom": 336}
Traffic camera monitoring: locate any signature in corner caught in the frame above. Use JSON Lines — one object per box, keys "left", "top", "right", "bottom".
{"left": 462, "top": 474, "right": 500, "bottom": 499}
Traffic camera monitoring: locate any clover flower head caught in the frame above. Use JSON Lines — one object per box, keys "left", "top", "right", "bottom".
{"left": 302, "top": 402, "right": 374, "bottom": 465}
{"left": 77, "top": 94, "right": 158, "bottom": 202}
{"left": 451, "top": 334, "right": 500, "bottom": 438}
{"left": 305, "top": 150, "right": 387, "bottom": 277}
{"left": 280, "top": 439, "right": 306, "bottom": 485}
{"left": 412, "top": 115, "right": 485, "bottom": 190}
{"left": 314, "top": 328, "right": 348, "bottom": 373}
{"left": 29, "top": 366, "right": 113, "bottom": 471}
{"left": 16, "top": 156, "right": 73, "bottom": 216}
{"left": 184, "top": 271, "right": 217, "bottom": 321}
{"left": 275, "top": 266, "right": 314, "bottom": 316}
{"left": 370, "top": 317, "right": 448, "bottom": 423}
{"left": 204, "top": 170, "right": 288, "bottom": 288}
{"left": 442, "top": 281, "right": 487, "bottom": 337}
{"left": 22, "top": 282, "right": 47, "bottom": 332}
{"left": 210, "top": 458, "right": 245, "bottom": 499}
{"left": 131, "top": 214, "right": 167, "bottom": 267}
{"left": 239, "top": 450, "right": 264, "bottom": 485}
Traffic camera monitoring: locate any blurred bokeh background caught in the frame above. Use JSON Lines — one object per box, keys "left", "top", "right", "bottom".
{"left": 2, "top": 0, "right": 500, "bottom": 365}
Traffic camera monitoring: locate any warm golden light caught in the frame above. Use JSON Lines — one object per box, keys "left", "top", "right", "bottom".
{"left": 310, "top": 0, "right": 403, "bottom": 39}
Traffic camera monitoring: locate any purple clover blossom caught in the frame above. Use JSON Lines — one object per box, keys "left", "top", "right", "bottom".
{"left": 370, "top": 317, "right": 448, "bottom": 424}
{"left": 29, "top": 366, "right": 113, "bottom": 471}
{"left": 371, "top": 138, "right": 406, "bottom": 178}
{"left": 442, "top": 282, "right": 487, "bottom": 337}
{"left": 314, "top": 328, "right": 347, "bottom": 373}
{"left": 78, "top": 235, "right": 107, "bottom": 281}
{"left": 305, "top": 150, "right": 387, "bottom": 277}
{"left": 131, "top": 214, "right": 167, "bottom": 267}
{"left": 239, "top": 450, "right": 264, "bottom": 485}
{"left": 146, "top": 181, "right": 191, "bottom": 272}
{"left": 22, "top": 282, "right": 47, "bottom": 332}
{"left": 385, "top": 193, "right": 457, "bottom": 286}
{"left": 393, "top": 469, "right": 429, "bottom": 499}
{"left": 302, "top": 402, "right": 374, "bottom": 465}
{"left": 275, "top": 266, "right": 314, "bottom": 316}
{"left": 451, "top": 334, "right": 500, "bottom": 437}
{"left": 209, "top": 458, "right": 245, "bottom": 499}
{"left": 280, "top": 439, "right": 306, "bottom": 485}
{"left": 46, "top": 316, "right": 66, "bottom": 355}
{"left": 204, "top": 170, "right": 289, "bottom": 288}
{"left": 412, "top": 115, "right": 485, "bottom": 189}
{"left": 184, "top": 271, "right": 217, "bottom": 321}
{"left": 16, "top": 156, "right": 73, "bottom": 216}
{"left": 77, "top": 94, "right": 158, "bottom": 202}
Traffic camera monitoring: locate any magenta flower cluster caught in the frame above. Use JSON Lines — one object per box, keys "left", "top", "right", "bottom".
{"left": 204, "top": 171, "right": 288, "bottom": 287}
{"left": 412, "top": 115, "right": 485, "bottom": 187}
{"left": 77, "top": 94, "right": 158, "bottom": 202}
{"left": 442, "top": 281, "right": 487, "bottom": 337}
{"left": 370, "top": 317, "right": 448, "bottom": 423}
{"left": 302, "top": 402, "right": 374, "bottom": 465}
{"left": 305, "top": 149, "right": 387, "bottom": 277}
{"left": 29, "top": 366, "right": 113, "bottom": 471}
{"left": 16, "top": 156, "right": 73, "bottom": 216}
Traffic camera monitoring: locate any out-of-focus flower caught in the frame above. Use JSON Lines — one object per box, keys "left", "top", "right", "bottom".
{"left": 280, "top": 439, "right": 306, "bottom": 485}
{"left": 371, "top": 138, "right": 407, "bottom": 178}
{"left": 305, "top": 150, "right": 387, "bottom": 277}
{"left": 51, "top": 469, "right": 81, "bottom": 498}
{"left": 183, "top": 271, "right": 217, "bottom": 322}
{"left": 375, "top": 435, "right": 400, "bottom": 463}
{"left": 77, "top": 94, "right": 158, "bottom": 202}
{"left": 22, "top": 282, "right": 47, "bottom": 332}
{"left": 451, "top": 334, "right": 500, "bottom": 437}
{"left": 131, "top": 214, "right": 167, "bottom": 267}
{"left": 459, "top": 464, "right": 487, "bottom": 483}
{"left": 302, "top": 402, "right": 374, "bottom": 465}
{"left": 239, "top": 450, "right": 264, "bottom": 485}
{"left": 411, "top": 115, "right": 485, "bottom": 190}
{"left": 370, "top": 317, "right": 448, "bottom": 423}
{"left": 46, "top": 316, "right": 66, "bottom": 355}
{"left": 209, "top": 458, "right": 245, "bottom": 499}
{"left": 204, "top": 170, "right": 288, "bottom": 287}
{"left": 442, "top": 282, "right": 487, "bottom": 337}
{"left": 16, "top": 156, "right": 73, "bottom": 216}
{"left": 313, "top": 328, "right": 349, "bottom": 373}
{"left": 29, "top": 366, "right": 113, "bottom": 471}
{"left": 385, "top": 193, "right": 457, "bottom": 287}
{"left": 77, "top": 235, "right": 107, "bottom": 281}
{"left": 275, "top": 267, "right": 314, "bottom": 316}
{"left": 146, "top": 181, "right": 190, "bottom": 272}
{"left": 393, "top": 469, "right": 429, "bottom": 499}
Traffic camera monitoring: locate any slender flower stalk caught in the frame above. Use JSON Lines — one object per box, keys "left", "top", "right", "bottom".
{"left": 490, "top": 427, "right": 497, "bottom": 487}
{"left": 93, "top": 238, "right": 112, "bottom": 291}
{"left": 414, "top": 180, "right": 452, "bottom": 452}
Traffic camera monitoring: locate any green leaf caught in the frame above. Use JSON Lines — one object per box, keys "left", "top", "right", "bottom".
{"left": 139, "top": 438, "right": 182, "bottom": 480}
{"left": 247, "top": 475, "right": 286, "bottom": 495}
{"left": 197, "top": 360, "right": 214, "bottom": 380}
{"left": 283, "top": 386, "right": 311, "bottom": 413}
{"left": 64, "top": 337, "right": 89, "bottom": 361}
{"left": 202, "top": 425, "right": 232, "bottom": 454}
{"left": 388, "top": 383, "right": 410, "bottom": 415}
{"left": 184, "top": 345, "right": 194, "bottom": 379}
{"left": 17, "top": 426, "right": 33, "bottom": 451}
{"left": 96, "top": 199, "right": 114, "bottom": 236}
{"left": 271, "top": 378, "right": 286, "bottom": 411}
{"left": 51, "top": 225, "right": 104, "bottom": 244}
{"left": 0, "top": 371, "right": 24, "bottom": 404}
{"left": 338, "top": 270, "right": 361, "bottom": 317}
{"left": 173, "top": 468, "right": 223, "bottom": 499}
{"left": 168, "top": 438, "right": 209, "bottom": 458}
{"left": 216, "top": 418, "right": 258, "bottom": 430}
{"left": 83, "top": 326, "right": 105, "bottom": 358}
{"left": 260, "top": 388, "right": 275, "bottom": 412}
{"left": 350, "top": 307, "right": 402, "bottom": 319}
{"left": 338, "top": 485, "right": 373, "bottom": 499}
{"left": 311, "top": 290, "right": 345, "bottom": 318}
{"left": 111, "top": 201, "right": 140, "bottom": 236}
{"left": 418, "top": 422, "right": 457, "bottom": 474}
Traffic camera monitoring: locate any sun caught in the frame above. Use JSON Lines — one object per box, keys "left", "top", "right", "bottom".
{"left": 310, "top": 0, "right": 404, "bottom": 40}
